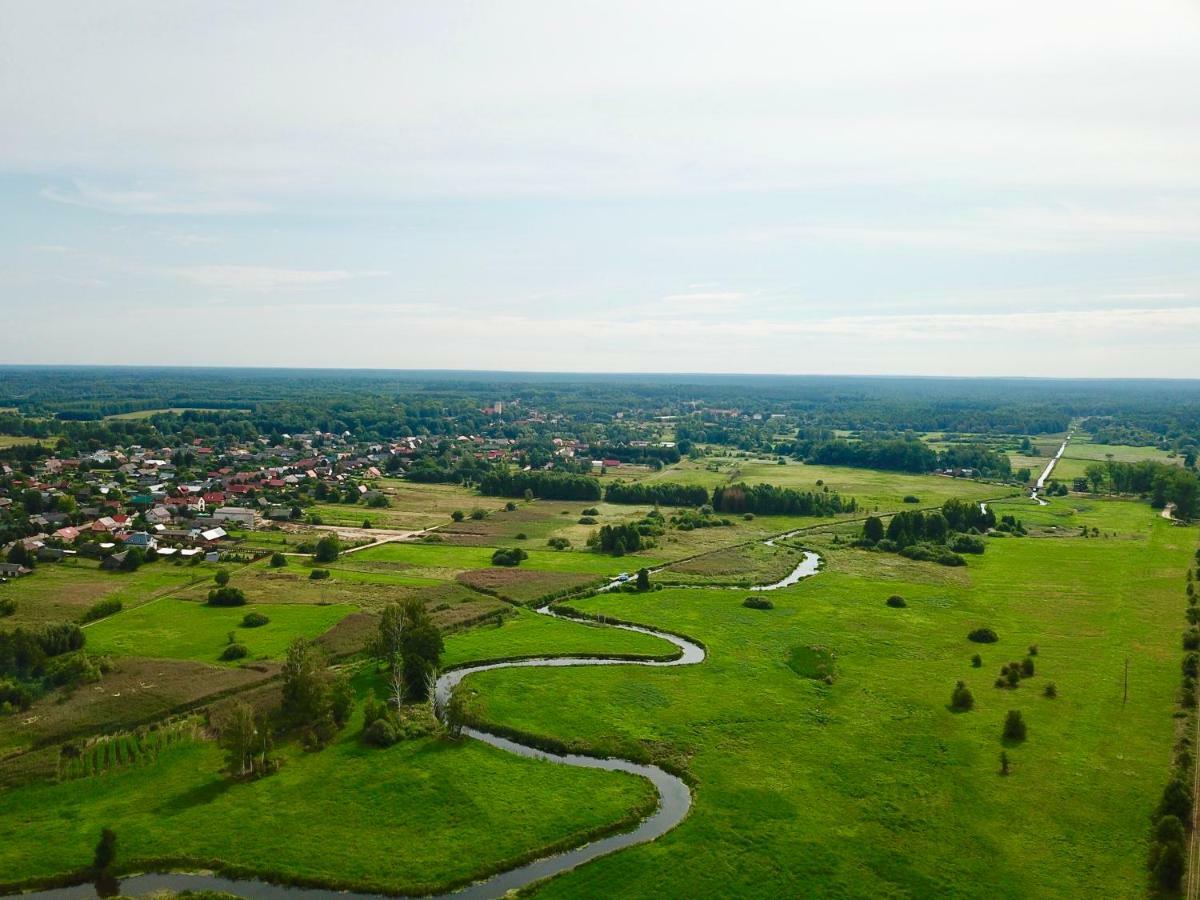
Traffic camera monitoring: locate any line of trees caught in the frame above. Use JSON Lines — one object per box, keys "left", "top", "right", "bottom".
{"left": 478, "top": 469, "right": 601, "bottom": 501}
{"left": 1147, "top": 548, "right": 1200, "bottom": 890}
{"left": 712, "top": 482, "right": 856, "bottom": 517}
{"left": 798, "top": 438, "right": 1012, "bottom": 478}
{"left": 604, "top": 481, "right": 709, "bottom": 507}
{"left": 1081, "top": 459, "right": 1199, "bottom": 520}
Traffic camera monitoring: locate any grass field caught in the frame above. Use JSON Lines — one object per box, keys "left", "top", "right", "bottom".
{"left": 0, "top": 453, "right": 1192, "bottom": 897}
{"left": 0, "top": 434, "right": 43, "bottom": 448}
{"left": 452, "top": 500, "right": 1194, "bottom": 897}
{"left": 643, "top": 457, "right": 1011, "bottom": 515}
{"left": 1051, "top": 438, "right": 1184, "bottom": 483}
{"left": 85, "top": 599, "right": 357, "bottom": 664}
{"left": 0, "top": 559, "right": 220, "bottom": 627}
{"left": 444, "top": 606, "right": 674, "bottom": 668}
{"left": 0, "top": 711, "right": 655, "bottom": 894}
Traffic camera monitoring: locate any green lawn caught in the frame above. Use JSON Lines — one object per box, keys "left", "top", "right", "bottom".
{"left": 451, "top": 501, "right": 1194, "bottom": 898}
{"left": 85, "top": 599, "right": 356, "bottom": 664}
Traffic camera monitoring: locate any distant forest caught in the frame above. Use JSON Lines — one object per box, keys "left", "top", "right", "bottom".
{"left": 1, "top": 367, "right": 1200, "bottom": 456}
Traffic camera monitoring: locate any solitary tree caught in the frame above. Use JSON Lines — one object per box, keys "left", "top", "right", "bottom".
{"left": 1002, "top": 710, "right": 1027, "bottom": 742}
{"left": 862, "top": 516, "right": 884, "bottom": 543}
{"left": 399, "top": 598, "right": 443, "bottom": 700}
{"left": 219, "top": 702, "right": 261, "bottom": 777}
{"left": 636, "top": 568, "right": 651, "bottom": 591}
{"left": 313, "top": 535, "right": 340, "bottom": 564}
{"left": 281, "top": 638, "right": 338, "bottom": 747}
{"left": 214, "top": 569, "right": 230, "bottom": 587}
{"left": 92, "top": 827, "right": 117, "bottom": 874}
{"left": 950, "top": 680, "right": 974, "bottom": 711}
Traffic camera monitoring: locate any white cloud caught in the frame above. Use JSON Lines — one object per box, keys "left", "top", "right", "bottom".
{"left": 42, "top": 181, "right": 268, "bottom": 216}
{"left": 165, "top": 265, "right": 384, "bottom": 292}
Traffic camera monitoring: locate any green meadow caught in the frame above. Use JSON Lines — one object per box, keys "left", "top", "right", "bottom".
{"left": 0, "top": 454, "right": 1193, "bottom": 898}
{"left": 454, "top": 503, "right": 1195, "bottom": 898}
{"left": 85, "top": 599, "right": 357, "bottom": 664}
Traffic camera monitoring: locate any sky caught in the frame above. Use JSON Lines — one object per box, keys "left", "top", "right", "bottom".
{"left": 2, "top": 1, "right": 1199, "bottom": 377}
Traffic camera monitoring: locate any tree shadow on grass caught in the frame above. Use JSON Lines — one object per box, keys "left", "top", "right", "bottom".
{"left": 156, "top": 777, "right": 235, "bottom": 815}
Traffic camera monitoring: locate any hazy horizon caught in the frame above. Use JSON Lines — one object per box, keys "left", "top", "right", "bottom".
{"left": 3, "top": 2, "right": 1199, "bottom": 376}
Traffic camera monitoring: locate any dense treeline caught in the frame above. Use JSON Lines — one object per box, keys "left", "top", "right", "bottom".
{"left": 797, "top": 438, "right": 1011, "bottom": 477}
{"left": 1081, "top": 460, "right": 1200, "bottom": 520}
{"left": 590, "top": 444, "right": 682, "bottom": 466}
{"left": 604, "top": 482, "right": 709, "bottom": 507}
{"left": 0, "top": 623, "right": 90, "bottom": 710}
{"left": 858, "top": 499, "right": 994, "bottom": 566}
{"left": 712, "top": 482, "right": 856, "bottom": 516}
{"left": 477, "top": 469, "right": 602, "bottom": 501}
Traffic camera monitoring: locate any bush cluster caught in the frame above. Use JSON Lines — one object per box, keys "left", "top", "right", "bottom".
{"left": 491, "top": 547, "right": 528, "bottom": 567}
{"left": 742, "top": 596, "right": 774, "bottom": 610}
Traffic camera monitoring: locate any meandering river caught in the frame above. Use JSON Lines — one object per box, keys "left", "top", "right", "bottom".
{"left": 10, "top": 537, "right": 823, "bottom": 900}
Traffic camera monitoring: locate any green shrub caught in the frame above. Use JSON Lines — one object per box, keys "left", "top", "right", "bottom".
{"left": 742, "top": 597, "right": 774, "bottom": 610}
{"left": 968, "top": 627, "right": 999, "bottom": 644}
{"left": 0, "top": 597, "right": 14, "bottom": 617}
{"left": 971, "top": 653, "right": 982, "bottom": 668}
{"left": 241, "top": 612, "right": 270, "bottom": 628}
{"left": 582, "top": 507, "right": 599, "bottom": 516}
{"left": 902, "top": 495, "right": 920, "bottom": 503}
{"left": 885, "top": 595, "right": 906, "bottom": 608}
{"left": 1020, "top": 657, "right": 1035, "bottom": 678}
{"left": 1157, "top": 778, "right": 1193, "bottom": 822}
{"left": 1003, "top": 710, "right": 1027, "bottom": 742}
{"left": 469, "top": 508, "right": 487, "bottom": 520}
{"left": 214, "top": 569, "right": 230, "bottom": 587}
{"left": 80, "top": 597, "right": 122, "bottom": 623}
{"left": 220, "top": 643, "right": 248, "bottom": 661}
{"left": 451, "top": 510, "right": 465, "bottom": 522}
{"left": 206, "top": 587, "right": 247, "bottom": 607}
{"left": 505, "top": 501, "right": 518, "bottom": 511}
{"left": 309, "top": 569, "right": 331, "bottom": 580}
{"left": 948, "top": 534, "right": 986, "bottom": 554}
{"left": 547, "top": 537, "right": 571, "bottom": 550}
{"left": 363, "top": 716, "right": 399, "bottom": 747}
{"left": 950, "top": 680, "right": 974, "bottom": 711}
{"left": 578, "top": 516, "right": 597, "bottom": 525}
{"left": 269, "top": 552, "right": 287, "bottom": 568}
{"left": 1043, "top": 682, "right": 1057, "bottom": 698}
{"left": 491, "top": 548, "right": 528, "bottom": 567}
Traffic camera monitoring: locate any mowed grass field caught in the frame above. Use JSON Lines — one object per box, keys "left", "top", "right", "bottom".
{"left": 85, "top": 599, "right": 357, "bottom": 664}
{"left": 451, "top": 500, "right": 1195, "bottom": 898}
